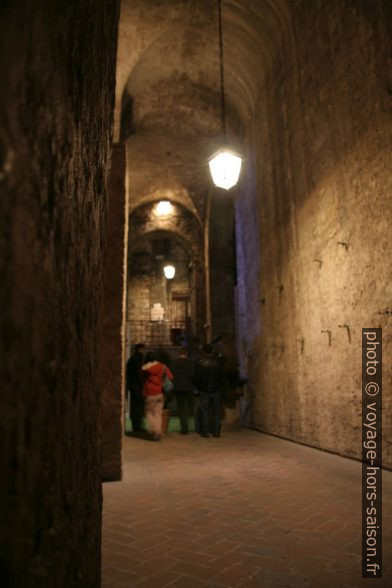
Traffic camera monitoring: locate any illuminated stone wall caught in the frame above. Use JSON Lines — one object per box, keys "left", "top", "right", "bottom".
{"left": 236, "top": 0, "right": 392, "bottom": 465}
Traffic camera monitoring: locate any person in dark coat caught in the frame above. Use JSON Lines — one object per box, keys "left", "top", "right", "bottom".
{"left": 126, "top": 343, "right": 145, "bottom": 432}
{"left": 171, "top": 348, "right": 195, "bottom": 435}
{"left": 194, "top": 344, "right": 224, "bottom": 437}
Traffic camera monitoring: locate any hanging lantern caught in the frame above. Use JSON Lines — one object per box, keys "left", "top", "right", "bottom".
{"left": 208, "top": 0, "right": 242, "bottom": 189}
{"left": 163, "top": 265, "right": 175, "bottom": 279}
{"left": 208, "top": 148, "right": 242, "bottom": 190}
{"left": 156, "top": 200, "right": 173, "bottom": 216}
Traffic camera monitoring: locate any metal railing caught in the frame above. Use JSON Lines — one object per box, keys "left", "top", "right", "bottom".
{"left": 128, "top": 319, "right": 192, "bottom": 347}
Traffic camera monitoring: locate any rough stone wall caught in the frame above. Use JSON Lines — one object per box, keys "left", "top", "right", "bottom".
{"left": 210, "top": 192, "right": 236, "bottom": 341}
{"left": 100, "top": 144, "right": 127, "bottom": 482}
{"left": 127, "top": 275, "right": 151, "bottom": 322}
{"left": 234, "top": 148, "right": 262, "bottom": 384}
{"left": 236, "top": 0, "right": 392, "bottom": 465}
{"left": 0, "top": 1, "right": 119, "bottom": 585}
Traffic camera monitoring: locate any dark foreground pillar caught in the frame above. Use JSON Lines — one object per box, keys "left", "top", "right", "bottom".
{"left": 0, "top": 1, "right": 120, "bottom": 586}
{"left": 99, "top": 143, "right": 128, "bottom": 482}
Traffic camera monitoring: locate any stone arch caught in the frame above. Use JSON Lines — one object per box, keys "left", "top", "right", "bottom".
{"left": 128, "top": 189, "right": 202, "bottom": 226}
{"left": 127, "top": 226, "right": 206, "bottom": 346}
{"left": 129, "top": 200, "right": 203, "bottom": 244}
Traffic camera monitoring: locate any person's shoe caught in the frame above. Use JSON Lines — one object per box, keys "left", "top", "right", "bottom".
{"left": 153, "top": 434, "right": 161, "bottom": 441}
{"left": 200, "top": 433, "right": 210, "bottom": 438}
{"left": 213, "top": 433, "right": 220, "bottom": 438}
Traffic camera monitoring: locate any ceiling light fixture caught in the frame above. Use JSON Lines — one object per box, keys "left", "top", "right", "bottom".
{"left": 208, "top": 0, "right": 242, "bottom": 190}
{"left": 156, "top": 200, "right": 173, "bottom": 216}
{"left": 163, "top": 264, "right": 176, "bottom": 279}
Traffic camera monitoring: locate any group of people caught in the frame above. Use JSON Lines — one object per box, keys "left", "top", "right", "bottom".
{"left": 125, "top": 343, "right": 224, "bottom": 441}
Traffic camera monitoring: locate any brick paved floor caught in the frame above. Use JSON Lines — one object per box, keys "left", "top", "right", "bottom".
{"left": 102, "top": 428, "right": 392, "bottom": 587}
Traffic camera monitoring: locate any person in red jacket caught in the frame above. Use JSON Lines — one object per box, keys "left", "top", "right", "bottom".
{"left": 141, "top": 351, "right": 173, "bottom": 440}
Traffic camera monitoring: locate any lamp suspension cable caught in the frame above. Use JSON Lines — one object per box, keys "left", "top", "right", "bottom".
{"left": 208, "top": 0, "right": 242, "bottom": 190}
{"left": 218, "top": 0, "right": 226, "bottom": 142}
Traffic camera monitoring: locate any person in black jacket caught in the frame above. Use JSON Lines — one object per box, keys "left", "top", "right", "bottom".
{"left": 194, "top": 344, "right": 224, "bottom": 438}
{"left": 171, "top": 348, "right": 195, "bottom": 435}
{"left": 126, "top": 343, "right": 145, "bottom": 432}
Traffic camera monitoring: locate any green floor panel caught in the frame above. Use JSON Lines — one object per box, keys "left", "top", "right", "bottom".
{"left": 125, "top": 416, "right": 195, "bottom": 433}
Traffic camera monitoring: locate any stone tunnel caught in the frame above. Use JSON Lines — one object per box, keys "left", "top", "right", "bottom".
{"left": 1, "top": 0, "right": 391, "bottom": 586}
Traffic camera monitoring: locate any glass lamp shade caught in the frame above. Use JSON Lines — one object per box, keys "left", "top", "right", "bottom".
{"left": 208, "top": 148, "right": 242, "bottom": 190}
{"left": 163, "top": 265, "right": 176, "bottom": 279}
{"left": 156, "top": 200, "right": 173, "bottom": 215}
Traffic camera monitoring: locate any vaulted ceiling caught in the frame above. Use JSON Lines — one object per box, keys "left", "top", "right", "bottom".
{"left": 115, "top": 0, "right": 290, "bottom": 222}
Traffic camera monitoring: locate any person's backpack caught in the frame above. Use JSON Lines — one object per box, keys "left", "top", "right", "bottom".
{"left": 163, "top": 366, "right": 173, "bottom": 394}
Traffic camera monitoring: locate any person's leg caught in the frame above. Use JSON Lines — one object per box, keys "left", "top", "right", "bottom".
{"left": 135, "top": 390, "right": 145, "bottom": 430}
{"left": 185, "top": 392, "right": 194, "bottom": 433}
{"left": 211, "top": 393, "right": 221, "bottom": 437}
{"left": 130, "top": 389, "right": 141, "bottom": 431}
{"left": 199, "top": 392, "right": 210, "bottom": 436}
{"left": 194, "top": 396, "right": 201, "bottom": 433}
{"left": 149, "top": 395, "right": 164, "bottom": 438}
{"left": 144, "top": 396, "right": 153, "bottom": 433}
{"left": 176, "top": 392, "right": 187, "bottom": 434}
